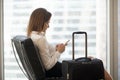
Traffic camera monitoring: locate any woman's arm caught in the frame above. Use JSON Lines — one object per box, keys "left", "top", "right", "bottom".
{"left": 36, "top": 37, "right": 61, "bottom": 70}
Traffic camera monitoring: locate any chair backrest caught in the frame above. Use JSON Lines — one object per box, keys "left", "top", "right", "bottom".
{"left": 11, "top": 35, "right": 46, "bottom": 80}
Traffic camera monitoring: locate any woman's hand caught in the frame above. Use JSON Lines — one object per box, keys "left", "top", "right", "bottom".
{"left": 56, "top": 43, "right": 65, "bottom": 53}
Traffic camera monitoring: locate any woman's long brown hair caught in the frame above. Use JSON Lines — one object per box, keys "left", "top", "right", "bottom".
{"left": 27, "top": 8, "right": 52, "bottom": 36}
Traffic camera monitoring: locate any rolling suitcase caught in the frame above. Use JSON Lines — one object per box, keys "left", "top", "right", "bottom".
{"left": 62, "top": 31, "right": 105, "bottom": 80}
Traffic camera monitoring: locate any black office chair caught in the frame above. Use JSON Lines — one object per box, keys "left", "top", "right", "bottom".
{"left": 11, "top": 35, "right": 63, "bottom": 80}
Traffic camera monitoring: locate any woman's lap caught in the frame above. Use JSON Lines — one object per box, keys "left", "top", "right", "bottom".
{"left": 45, "top": 62, "right": 62, "bottom": 77}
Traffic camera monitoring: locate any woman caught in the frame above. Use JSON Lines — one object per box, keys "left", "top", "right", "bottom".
{"left": 27, "top": 8, "right": 113, "bottom": 79}
{"left": 27, "top": 8, "right": 65, "bottom": 77}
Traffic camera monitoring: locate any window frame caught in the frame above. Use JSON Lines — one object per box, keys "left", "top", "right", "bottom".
{"left": 0, "top": 0, "right": 4, "bottom": 80}
{"left": 109, "top": 0, "right": 118, "bottom": 79}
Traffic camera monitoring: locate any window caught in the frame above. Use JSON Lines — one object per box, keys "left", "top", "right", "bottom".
{"left": 4, "top": 0, "right": 109, "bottom": 80}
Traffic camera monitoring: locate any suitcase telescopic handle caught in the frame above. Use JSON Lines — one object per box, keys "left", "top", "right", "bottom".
{"left": 72, "top": 31, "right": 87, "bottom": 60}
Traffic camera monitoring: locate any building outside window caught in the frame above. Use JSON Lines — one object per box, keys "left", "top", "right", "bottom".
{"left": 4, "top": 0, "right": 109, "bottom": 80}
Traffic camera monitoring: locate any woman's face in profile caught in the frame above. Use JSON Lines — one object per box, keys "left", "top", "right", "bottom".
{"left": 42, "top": 19, "right": 50, "bottom": 32}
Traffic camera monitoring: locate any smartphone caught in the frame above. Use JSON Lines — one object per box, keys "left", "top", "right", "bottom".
{"left": 65, "top": 40, "right": 70, "bottom": 46}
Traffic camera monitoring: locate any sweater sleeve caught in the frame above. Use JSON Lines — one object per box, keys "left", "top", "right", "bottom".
{"left": 35, "top": 37, "right": 61, "bottom": 70}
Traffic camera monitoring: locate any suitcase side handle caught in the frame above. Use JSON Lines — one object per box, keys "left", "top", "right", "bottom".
{"left": 72, "top": 31, "right": 87, "bottom": 60}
